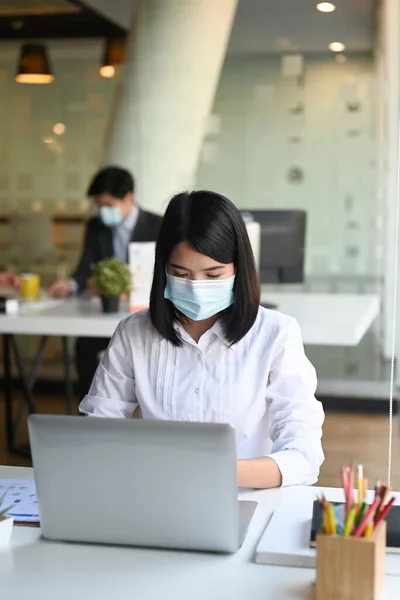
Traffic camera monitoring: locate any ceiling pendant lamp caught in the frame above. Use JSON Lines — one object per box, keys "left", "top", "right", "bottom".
{"left": 100, "top": 38, "right": 125, "bottom": 78}
{"left": 16, "top": 43, "right": 54, "bottom": 84}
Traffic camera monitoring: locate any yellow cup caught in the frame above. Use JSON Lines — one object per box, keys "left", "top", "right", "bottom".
{"left": 21, "top": 273, "right": 40, "bottom": 300}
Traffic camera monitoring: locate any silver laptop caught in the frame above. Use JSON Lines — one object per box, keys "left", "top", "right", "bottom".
{"left": 28, "top": 415, "right": 257, "bottom": 553}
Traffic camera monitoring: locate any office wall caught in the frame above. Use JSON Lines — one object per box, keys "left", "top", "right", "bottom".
{"left": 196, "top": 54, "right": 378, "bottom": 279}
{"left": 0, "top": 44, "right": 115, "bottom": 216}
{"left": 0, "top": 44, "right": 378, "bottom": 282}
{"left": 0, "top": 42, "right": 116, "bottom": 280}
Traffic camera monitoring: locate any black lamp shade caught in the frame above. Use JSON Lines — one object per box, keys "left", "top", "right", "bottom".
{"left": 16, "top": 44, "right": 54, "bottom": 84}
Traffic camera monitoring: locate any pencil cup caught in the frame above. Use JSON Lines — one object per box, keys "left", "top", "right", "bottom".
{"left": 315, "top": 521, "right": 386, "bottom": 600}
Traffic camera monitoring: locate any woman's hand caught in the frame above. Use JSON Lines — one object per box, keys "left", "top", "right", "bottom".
{"left": 237, "top": 457, "right": 282, "bottom": 489}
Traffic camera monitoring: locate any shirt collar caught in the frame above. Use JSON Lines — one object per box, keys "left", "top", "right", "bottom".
{"left": 169, "top": 319, "right": 236, "bottom": 351}
{"left": 211, "top": 320, "right": 237, "bottom": 351}
{"left": 120, "top": 204, "right": 139, "bottom": 231}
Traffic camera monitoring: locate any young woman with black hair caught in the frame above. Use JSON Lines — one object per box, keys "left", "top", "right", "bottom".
{"left": 80, "top": 190, "right": 324, "bottom": 489}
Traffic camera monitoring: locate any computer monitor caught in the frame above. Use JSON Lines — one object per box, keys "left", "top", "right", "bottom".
{"left": 241, "top": 210, "right": 306, "bottom": 284}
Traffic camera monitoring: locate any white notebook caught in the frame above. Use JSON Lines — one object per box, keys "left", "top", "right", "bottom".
{"left": 255, "top": 501, "right": 400, "bottom": 576}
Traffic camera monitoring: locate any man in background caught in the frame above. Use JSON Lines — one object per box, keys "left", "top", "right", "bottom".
{"left": 48, "top": 166, "right": 162, "bottom": 398}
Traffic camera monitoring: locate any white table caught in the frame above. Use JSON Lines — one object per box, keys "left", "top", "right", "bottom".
{"left": 262, "top": 292, "right": 380, "bottom": 347}
{"left": 0, "top": 292, "right": 381, "bottom": 455}
{"left": 0, "top": 291, "right": 381, "bottom": 346}
{"left": 1, "top": 466, "right": 398, "bottom": 599}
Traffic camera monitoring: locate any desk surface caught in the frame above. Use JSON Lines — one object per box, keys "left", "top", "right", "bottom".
{"left": 263, "top": 291, "right": 380, "bottom": 346}
{"left": 0, "top": 291, "right": 380, "bottom": 347}
{"left": 1, "top": 465, "right": 399, "bottom": 600}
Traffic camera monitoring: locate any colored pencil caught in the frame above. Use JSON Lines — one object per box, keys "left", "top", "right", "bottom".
{"left": 341, "top": 466, "right": 350, "bottom": 513}
{"left": 354, "top": 496, "right": 381, "bottom": 537}
{"left": 357, "top": 464, "right": 364, "bottom": 508}
{"left": 319, "top": 464, "right": 396, "bottom": 538}
{"left": 348, "top": 465, "right": 355, "bottom": 508}
{"left": 343, "top": 506, "right": 356, "bottom": 536}
{"left": 374, "top": 496, "right": 396, "bottom": 529}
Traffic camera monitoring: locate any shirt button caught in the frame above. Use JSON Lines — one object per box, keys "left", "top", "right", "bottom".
{"left": 194, "top": 388, "right": 199, "bottom": 394}
{"left": 197, "top": 355, "right": 202, "bottom": 361}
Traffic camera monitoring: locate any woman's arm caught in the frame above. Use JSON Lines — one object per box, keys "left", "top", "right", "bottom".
{"left": 237, "top": 457, "right": 282, "bottom": 489}
{"left": 264, "top": 317, "right": 324, "bottom": 487}
{"left": 237, "top": 317, "right": 324, "bottom": 489}
{"left": 79, "top": 320, "right": 138, "bottom": 418}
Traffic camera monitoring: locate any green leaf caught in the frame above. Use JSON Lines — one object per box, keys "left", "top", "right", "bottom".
{"left": 91, "top": 257, "right": 133, "bottom": 296}
{"left": 0, "top": 492, "right": 14, "bottom": 516}
{"left": 0, "top": 505, "right": 14, "bottom": 517}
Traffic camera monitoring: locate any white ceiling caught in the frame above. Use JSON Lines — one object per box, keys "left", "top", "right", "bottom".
{"left": 229, "top": 0, "right": 377, "bottom": 54}
{"left": 81, "top": 0, "right": 135, "bottom": 27}
{"left": 73, "top": 0, "right": 378, "bottom": 54}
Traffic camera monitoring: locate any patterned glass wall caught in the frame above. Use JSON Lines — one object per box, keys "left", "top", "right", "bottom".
{"left": 197, "top": 53, "right": 378, "bottom": 280}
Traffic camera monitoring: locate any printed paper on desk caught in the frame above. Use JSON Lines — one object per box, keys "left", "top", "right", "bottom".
{"left": 129, "top": 242, "right": 156, "bottom": 313}
{"left": 0, "top": 479, "right": 39, "bottom": 522}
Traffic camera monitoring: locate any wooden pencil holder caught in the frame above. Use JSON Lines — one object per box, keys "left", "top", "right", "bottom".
{"left": 315, "top": 521, "right": 386, "bottom": 600}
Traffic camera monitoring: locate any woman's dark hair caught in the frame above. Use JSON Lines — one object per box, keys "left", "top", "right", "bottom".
{"left": 87, "top": 166, "right": 134, "bottom": 198}
{"left": 150, "top": 190, "right": 260, "bottom": 346}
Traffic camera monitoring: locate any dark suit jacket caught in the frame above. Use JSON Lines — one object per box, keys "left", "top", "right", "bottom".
{"left": 71, "top": 209, "right": 162, "bottom": 292}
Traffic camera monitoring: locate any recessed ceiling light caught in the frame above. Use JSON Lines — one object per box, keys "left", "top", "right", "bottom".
{"left": 53, "top": 123, "right": 66, "bottom": 135}
{"left": 329, "top": 42, "right": 345, "bottom": 52}
{"left": 316, "top": 2, "right": 336, "bottom": 12}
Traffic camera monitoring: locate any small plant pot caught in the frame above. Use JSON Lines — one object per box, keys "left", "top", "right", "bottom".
{"left": 0, "top": 515, "right": 13, "bottom": 548}
{"left": 100, "top": 295, "right": 120, "bottom": 314}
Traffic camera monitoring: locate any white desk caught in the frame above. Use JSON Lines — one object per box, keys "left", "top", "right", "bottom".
{"left": 0, "top": 297, "right": 124, "bottom": 338}
{"left": 0, "top": 292, "right": 380, "bottom": 455}
{"left": 1, "top": 466, "right": 398, "bottom": 600}
{"left": 0, "top": 291, "right": 381, "bottom": 347}
{"left": 261, "top": 291, "right": 380, "bottom": 347}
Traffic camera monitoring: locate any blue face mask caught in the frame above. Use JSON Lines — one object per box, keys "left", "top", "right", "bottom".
{"left": 164, "top": 273, "right": 235, "bottom": 321}
{"left": 98, "top": 206, "right": 123, "bottom": 228}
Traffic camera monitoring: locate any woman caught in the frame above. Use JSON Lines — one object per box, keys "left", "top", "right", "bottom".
{"left": 80, "top": 190, "right": 324, "bottom": 489}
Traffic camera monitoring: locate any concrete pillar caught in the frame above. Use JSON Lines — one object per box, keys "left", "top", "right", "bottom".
{"left": 104, "top": 0, "right": 238, "bottom": 214}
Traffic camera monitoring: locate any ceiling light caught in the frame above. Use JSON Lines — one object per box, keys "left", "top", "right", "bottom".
{"left": 53, "top": 123, "right": 66, "bottom": 135}
{"left": 100, "top": 38, "right": 125, "bottom": 78}
{"left": 15, "top": 43, "right": 54, "bottom": 84}
{"left": 316, "top": 2, "right": 336, "bottom": 12}
{"left": 329, "top": 42, "right": 345, "bottom": 52}
{"left": 100, "top": 65, "right": 115, "bottom": 79}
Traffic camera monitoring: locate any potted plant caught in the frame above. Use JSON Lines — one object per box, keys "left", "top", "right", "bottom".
{"left": 91, "top": 257, "right": 132, "bottom": 314}
{"left": 0, "top": 494, "right": 14, "bottom": 548}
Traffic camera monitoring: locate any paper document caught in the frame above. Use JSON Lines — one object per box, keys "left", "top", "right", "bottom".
{"left": 129, "top": 242, "right": 156, "bottom": 312}
{"left": 245, "top": 221, "right": 261, "bottom": 274}
{"left": 0, "top": 479, "right": 39, "bottom": 522}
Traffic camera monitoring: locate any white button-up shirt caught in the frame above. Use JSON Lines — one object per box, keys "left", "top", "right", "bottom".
{"left": 79, "top": 307, "right": 325, "bottom": 486}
